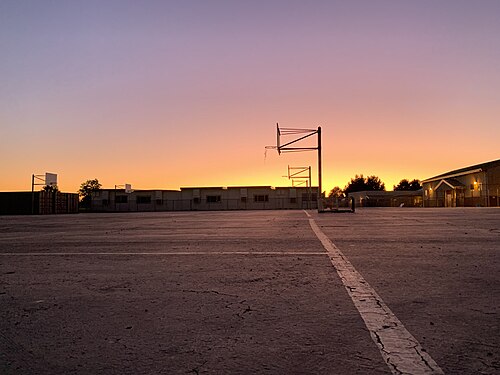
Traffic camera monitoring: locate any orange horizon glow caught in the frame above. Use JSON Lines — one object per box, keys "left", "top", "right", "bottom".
{"left": 3, "top": 148, "right": 498, "bottom": 195}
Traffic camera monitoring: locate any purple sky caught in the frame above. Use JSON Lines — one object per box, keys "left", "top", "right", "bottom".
{"left": 1, "top": 1, "right": 499, "bottom": 192}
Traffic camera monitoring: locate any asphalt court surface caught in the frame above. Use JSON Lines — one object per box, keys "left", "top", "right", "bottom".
{"left": 0, "top": 208, "right": 499, "bottom": 374}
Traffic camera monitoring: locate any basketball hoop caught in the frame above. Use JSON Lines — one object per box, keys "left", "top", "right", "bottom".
{"left": 267, "top": 123, "right": 323, "bottom": 211}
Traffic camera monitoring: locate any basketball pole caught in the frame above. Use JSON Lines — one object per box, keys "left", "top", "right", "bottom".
{"left": 30, "top": 173, "right": 50, "bottom": 215}
{"left": 272, "top": 124, "right": 323, "bottom": 212}
{"left": 308, "top": 166, "right": 312, "bottom": 210}
{"left": 286, "top": 165, "right": 314, "bottom": 208}
{"left": 317, "top": 126, "right": 322, "bottom": 211}
{"left": 31, "top": 174, "right": 35, "bottom": 215}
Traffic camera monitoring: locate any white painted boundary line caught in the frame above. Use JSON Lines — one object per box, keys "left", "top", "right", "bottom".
{"left": 0, "top": 252, "right": 327, "bottom": 256}
{"left": 308, "top": 217, "right": 444, "bottom": 375}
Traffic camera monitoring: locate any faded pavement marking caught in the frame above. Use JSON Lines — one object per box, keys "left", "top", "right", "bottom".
{"left": 308, "top": 217, "right": 444, "bottom": 375}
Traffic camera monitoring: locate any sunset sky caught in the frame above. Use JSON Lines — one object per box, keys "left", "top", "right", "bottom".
{"left": 1, "top": 1, "right": 499, "bottom": 194}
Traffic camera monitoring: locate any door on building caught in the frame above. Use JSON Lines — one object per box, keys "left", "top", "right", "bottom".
{"left": 456, "top": 189, "right": 465, "bottom": 207}
{"left": 445, "top": 190, "right": 454, "bottom": 207}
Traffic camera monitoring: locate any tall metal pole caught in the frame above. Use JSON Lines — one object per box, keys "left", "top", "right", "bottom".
{"left": 31, "top": 174, "right": 35, "bottom": 215}
{"left": 308, "top": 166, "right": 312, "bottom": 210}
{"left": 317, "top": 126, "right": 322, "bottom": 211}
{"left": 484, "top": 171, "right": 489, "bottom": 207}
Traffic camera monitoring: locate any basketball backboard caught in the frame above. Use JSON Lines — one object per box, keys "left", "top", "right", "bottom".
{"left": 45, "top": 173, "right": 57, "bottom": 186}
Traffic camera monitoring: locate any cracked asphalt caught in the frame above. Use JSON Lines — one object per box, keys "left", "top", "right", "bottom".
{"left": 0, "top": 208, "right": 499, "bottom": 374}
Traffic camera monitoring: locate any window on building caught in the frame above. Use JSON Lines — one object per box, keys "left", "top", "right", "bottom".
{"left": 241, "top": 197, "right": 247, "bottom": 203}
{"left": 290, "top": 197, "right": 297, "bottom": 204}
{"left": 156, "top": 199, "right": 162, "bottom": 205}
{"left": 206, "top": 195, "right": 221, "bottom": 203}
{"left": 301, "top": 193, "right": 317, "bottom": 201}
{"left": 193, "top": 197, "right": 200, "bottom": 204}
{"left": 102, "top": 199, "right": 109, "bottom": 206}
{"left": 116, "top": 195, "right": 128, "bottom": 204}
{"left": 254, "top": 195, "right": 269, "bottom": 202}
{"left": 137, "top": 196, "right": 152, "bottom": 204}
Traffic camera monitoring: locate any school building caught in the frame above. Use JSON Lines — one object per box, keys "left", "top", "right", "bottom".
{"left": 90, "top": 186, "right": 318, "bottom": 212}
{"left": 421, "top": 159, "right": 500, "bottom": 207}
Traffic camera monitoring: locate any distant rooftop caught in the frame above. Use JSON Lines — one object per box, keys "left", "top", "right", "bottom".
{"left": 178, "top": 185, "right": 317, "bottom": 190}
{"left": 422, "top": 158, "right": 500, "bottom": 183}
{"left": 101, "top": 185, "right": 317, "bottom": 192}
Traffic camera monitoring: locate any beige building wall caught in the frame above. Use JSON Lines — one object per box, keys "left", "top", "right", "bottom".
{"left": 90, "top": 186, "right": 318, "bottom": 212}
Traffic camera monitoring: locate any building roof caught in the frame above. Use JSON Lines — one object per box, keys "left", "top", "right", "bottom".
{"left": 180, "top": 186, "right": 316, "bottom": 190}
{"left": 274, "top": 186, "right": 318, "bottom": 189}
{"left": 108, "top": 188, "right": 180, "bottom": 192}
{"left": 422, "top": 159, "right": 500, "bottom": 183}
{"left": 226, "top": 186, "right": 273, "bottom": 189}
{"left": 348, "top": 190, "right": 422, "bottom": 197}
{"left": 180, "top": 187, "right": 226, "bottom": 190}
{"left": 443, "top": 178, "right": 465, "bottom": 188}
{"left": 90, "top": 185, "right": 319, "bottom": 192}
{"left": 434, "top": 178, "right": 466, "bottom": 190}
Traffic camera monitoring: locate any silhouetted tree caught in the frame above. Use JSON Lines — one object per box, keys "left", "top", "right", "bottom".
{"left": 344, "top": 175, "right": 365, "bottom": 193}
{"left": 365, "top": 175, "right": 385, "bottom": 191}
{"left": 394, "top": 179, "right": 422, "bottom": 191}
{"left": 409, "top": 179, "right": 422, "bottom": 190}
{"left": 344, "top": 174, "right": 385, "bottom": 194}
{"left": 328, "top": 186, "right": 344, "bottom": 198}
{"left": 394, "top": 179, "right": 410, "bottom": 191}
{"left": 79, "top": 178, "right": 101, "bottom": 208}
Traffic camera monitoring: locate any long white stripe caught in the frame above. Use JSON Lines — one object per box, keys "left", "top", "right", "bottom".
{"left": 308, "top": 218, "right": 444, "bottom": 375}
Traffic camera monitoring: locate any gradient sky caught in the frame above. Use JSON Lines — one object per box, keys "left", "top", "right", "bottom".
{"left": 1, "top": 0, "right": 499, "bottom": 193}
